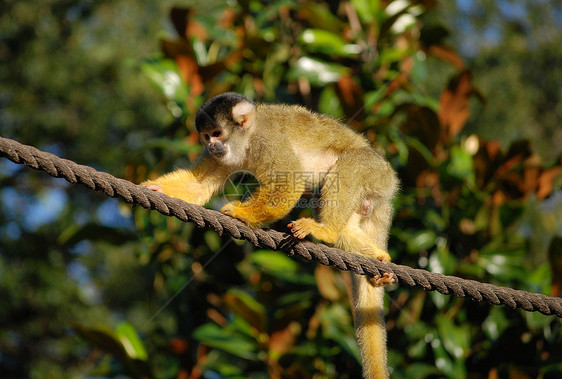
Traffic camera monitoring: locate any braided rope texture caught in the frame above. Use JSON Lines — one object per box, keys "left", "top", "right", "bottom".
{"left": 1, "top": 136, "right": 561, "bottom": 317}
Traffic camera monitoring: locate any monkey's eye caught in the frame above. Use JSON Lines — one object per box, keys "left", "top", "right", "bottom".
{"left": 203, "top": 134, "right": 210, "bottom": 141}
{"left": 212, "top": 131, "right": 222, "bottom": 138}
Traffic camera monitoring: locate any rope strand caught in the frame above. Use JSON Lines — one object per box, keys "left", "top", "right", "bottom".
{"left": 1, "top": 135, "right": 560, "bottom": 317}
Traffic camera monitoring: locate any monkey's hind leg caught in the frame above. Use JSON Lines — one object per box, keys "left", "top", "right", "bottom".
{"left": 336, "top": 213, "right": 392, "bottom": 262}
{"left": 290, "top": 214, "right": 392, "bottom": 262}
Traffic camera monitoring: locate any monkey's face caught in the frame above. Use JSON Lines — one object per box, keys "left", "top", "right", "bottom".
{"left": 198, "top": 123, "right": 250, "bottom": 167}
{"left": 195, "top": 93, "right": 256, "bottom": 166}
{"left": 199, "top": 127, "right": 229, "bottom": 159}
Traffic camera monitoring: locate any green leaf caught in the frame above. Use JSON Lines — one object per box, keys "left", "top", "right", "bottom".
{"left": 424, "top": 210, "right": 446, "bottom": 232}
{"left": 298, "top": 29, "right": 361, "bottom": 58}
{"left": 407, "top": 230, "right": 436, "bottom": 253}
{"left": 204, "top": 230, "right": 222, "bottom": 252}
{"left": 350, "top": 0, "right": 382, "bottom": 24}
{"left": 263, "top": 44, "right": 291, "bottom": 97}
{"left": 116, "top": 321, "right": 148, "bottom": 361}
{"left": 428, "top": 238, "right": 455, "bottom": 275}
{"left": 73, "top": 324, "right": 128, "bottom": 360}
{"left": 387, "top": 125, "right": 409, "bottom": 164}
{"left": 248, "top": 250, "right": 315, "bottom": 284}
{"left": 429, "top": 291, "right": 449, "bottom": 310}
{"left": 191, "top": 39, "right": 209, "bottom": 66}
{"left": 73, "top": 323, "right": 153, "bottom": 377}
{"left": 230, "top": 314, "right": 257, "bottom": 339}
{"left": 318, "top": 86, "right": 344, "bottom": 118}
{"left": 214, "top": 363, "right": 245, "bottom": 378}
{"left": 250, "top": 250, "right": 299, "bottom": 272}
{"left": 404, "top": 363, "right": 441, "bottom": 378}
{"left": 524, "top": 309, "right": 555, "bottom": 330}
{"left": 436, "top": 315, "right": 470, "bottom": 360}
{"left": 477, "top": 249, "right": 527, "bottom": 282}
{"left": 473, "top": 203, "right": 491, "bottom": 232}
{"left": 410, "top": 53, "right": 429, "bottom": 84}
{"left": 407, "top": 339, "right": 428, "bottom": 359}
{"left": 193, "top": 323, "right": 259, "bottom": 360}
{"left": 403, "top": 133, "right": 437, "bottom": 167}
{"left": 378, "top": 99, "right": 398, "bottom": 118}
{"left": 287, "top": 57, "right": 350, "bottom": 86}
{"left": 447, "top": 145, "right": 475, "bottom": 184}
{"left": 139, "top": 57, "right": 189, "bottom": 104}
{"left": 320, "top": 303, "right": 360, "bottom": 363}
{"left": 431, "top": 318, "right": 469, "bottom": 377}
{"left": 378, "top": 47, "right": 411, "bottom": 65}
{"left": 482, "top": 307, "right": 509, "bottom": 341}
{"left": 526, "top": 263, "right": 552, "bottom": 294}
{"left": 225, "top": 288, "right": 267, "bottom": 332}
{"left": 364, "top": 88, "right": 387, "bottom": 112}
{"left": 297, "top": 3, "right": 346, "bottom": 33}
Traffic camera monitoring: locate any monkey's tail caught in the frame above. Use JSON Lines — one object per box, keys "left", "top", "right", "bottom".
{"left": 352, "top": 275, "right": 388, "bottom": 379}
{"left": 335, "top": 224, "right": 390, "bottom": 379}
{"left": 335, "top": 199, "right": 393, "bottom": 378}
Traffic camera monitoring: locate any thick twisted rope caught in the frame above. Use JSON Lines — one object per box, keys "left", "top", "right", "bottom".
{"left": 1, "top": 135, "right": 561, "bottom": 317}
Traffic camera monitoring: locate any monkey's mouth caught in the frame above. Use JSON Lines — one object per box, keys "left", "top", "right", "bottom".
{"left": 210, "top": 146, "right": 227, "bottom": 158}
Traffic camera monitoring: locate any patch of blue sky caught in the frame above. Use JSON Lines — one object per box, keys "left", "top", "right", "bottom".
{"left": 96, "top": 198, "right": 135, "bottom": 230}
{"left": 0, "top": 160, "right": 23, "bottom": 178}
{"left": 497, "top": 0, "right": 527, "bottom": 21}
{"left": 456, "top": 0, "right": 474, "bottom": 14}
{"left": 0, "top": 185, "right": 68, "bottom": 232}
{"left": 24, "top": 188, "right": 68, "bottom": 231}
{"left": 2, "top": 221, "right": 22, "bottom": 240}
{"left": 68, "top": 260, "right": 102, "bottom": 305}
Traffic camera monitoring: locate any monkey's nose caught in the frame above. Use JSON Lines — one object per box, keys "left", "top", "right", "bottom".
{"left": 209, "top": 143, "right": 226, "bottom": 157}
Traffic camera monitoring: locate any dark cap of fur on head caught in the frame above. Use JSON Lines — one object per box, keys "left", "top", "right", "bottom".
{"left": 195, "top": 93, "right": 254, "bottom": 132}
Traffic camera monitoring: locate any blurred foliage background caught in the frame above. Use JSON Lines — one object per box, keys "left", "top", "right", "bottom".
{"left": 1, "top": 0, "right": 561, "bottom": 378}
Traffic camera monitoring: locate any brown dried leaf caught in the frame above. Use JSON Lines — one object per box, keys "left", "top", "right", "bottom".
{"left": 486, "top": 140, "right": 502, "bottom": 161}
{"left": 495, "top": 155, "right": 523, "bottom": 180}
{"left": 549, "top": 237, "right": 562, "bottom": 297}
{"left": 537, "top": 166, "right": 562, "bottom": 199}
{"left": 219, "top": 7, "right": 237, "bottom": 28}
{"left": 428, "top": 45, "right": 465, "bottom": 70}
{"left": 160, "top": 38, "right": 191, "bottom": 59}
{"left": 438, "top": 70, "right": 474, "bottom": 139}
{"left": 187, "top": 19, "right": 207, "bottom": 41}
{"left": 268, "top": 322, "right": 300, "bottom": 359}
{"left": 336, "top": 75, "right": 364, "bottom": 122}
{"left": 522, "top": 155, "right": 542, "bottom": 197}
{"left": 169, "top": 338, "right": 189, "bottom": 354}
{"left": 206, "top": 308, "right": 227, "bottom": 327}
{"left": 224, "top": 292, "right": 267, "bottom": 331}
{"left": 314, "top": 265, "right": 340, "bottom": 301}
{"left": 176, "top": 55, "right": 204, "bottom": 97}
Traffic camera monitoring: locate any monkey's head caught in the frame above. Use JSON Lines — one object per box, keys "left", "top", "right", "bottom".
{"left": 195, "top": 93, "right": 256, "bottom": 165}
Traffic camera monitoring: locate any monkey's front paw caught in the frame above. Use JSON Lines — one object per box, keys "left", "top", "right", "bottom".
{"left": 142, "top": 183, "right": 164, "bottom": 193}
{"left": 220, "top": 200, "right": 242, "bottom": 216}
{"left": 368, "top": 272, "right": 396, "bottom": 287}
{"left": 221, "top": 201, "right": 260, "bottom": 228}
{"left": 287, "top": 218, "right": 316, "bottom": 239}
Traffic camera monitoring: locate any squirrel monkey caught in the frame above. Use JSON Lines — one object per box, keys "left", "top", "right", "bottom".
{"left": 143, "top": 93, "right": 398, "bottom": 378}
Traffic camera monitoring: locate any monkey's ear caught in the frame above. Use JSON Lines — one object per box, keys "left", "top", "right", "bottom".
{"left": 232, "top": 101, "right": 255, "bottom": 129}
